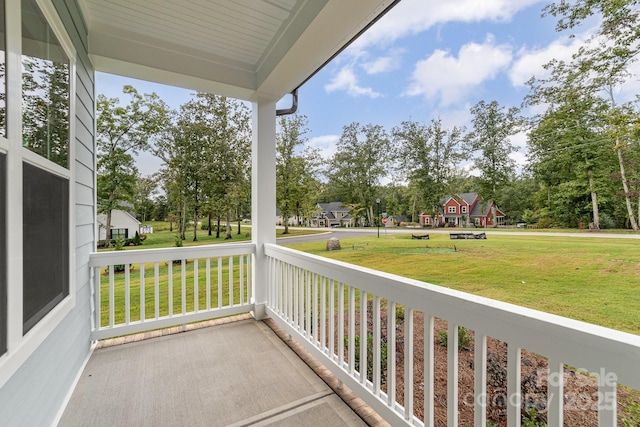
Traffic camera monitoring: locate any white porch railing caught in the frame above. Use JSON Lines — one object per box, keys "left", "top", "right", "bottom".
{"left": 89, "top": 243, "right": 255, "bottom": 340}
{"left": 264, "top": 244, "right": 640, "bottom": 427}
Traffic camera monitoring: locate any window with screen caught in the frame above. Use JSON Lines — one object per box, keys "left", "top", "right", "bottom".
{"left": 0, "top": 153, "right": 6, "bottom": 354}
{"left": 111, "top": 228, "right": 127, "bottom": 240}
{"left": 23, "top": 162, "right": 69, "bottom": 334}
{"left": 21, "top": 0, "right": 69, "bottom": 168}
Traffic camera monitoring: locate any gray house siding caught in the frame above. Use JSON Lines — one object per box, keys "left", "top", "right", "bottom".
{"left": 0, "top": 0, "right": 95, "bottom": 425}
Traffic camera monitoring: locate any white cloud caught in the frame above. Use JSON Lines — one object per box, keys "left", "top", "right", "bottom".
{"left": 405, "top": 35, "right": 512, "bottom": 106}
{"left": 509, "top": 35, "right": 589, "bottom": 87}
{"left": 324, "top": 67, "right": 383, "bottom": 98}
{"left": 307, "top": 134, "right": 340, "bottom": 160}
{"left": 354, "top": 0, "right": 544, "bottom": 49}
{"left": 361, "top": 48, "right": 405, "bottom": 75}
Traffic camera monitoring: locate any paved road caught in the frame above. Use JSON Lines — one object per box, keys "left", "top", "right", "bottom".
{"left": 276, "top": 227, "right": 640, "bottom": 245}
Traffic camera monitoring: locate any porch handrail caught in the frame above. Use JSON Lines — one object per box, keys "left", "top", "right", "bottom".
{"left": 89, "top": 243, "right": 255, "bottom": 340}
{"left": 264, "top": 243, "right": 640, "bottom": 427}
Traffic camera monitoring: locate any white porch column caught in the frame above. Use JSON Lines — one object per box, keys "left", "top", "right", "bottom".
{"left": 251, "top": 96, "right": 277, "bottom": 320}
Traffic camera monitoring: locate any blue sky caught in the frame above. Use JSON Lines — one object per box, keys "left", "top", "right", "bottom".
{"left": 97, "top": 0, "right": 610, "bottom": 177}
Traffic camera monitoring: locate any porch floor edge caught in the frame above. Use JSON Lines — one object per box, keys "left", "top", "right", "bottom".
{"left": 263, "top": 318, "right": 390, "bottom": 427}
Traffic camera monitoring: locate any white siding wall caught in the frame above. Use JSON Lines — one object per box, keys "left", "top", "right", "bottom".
{"left": 0, "top": 0, "right": 94, "bottom": 425}
{"left": 97, "top": 210, "right": 141, "bottom": 241}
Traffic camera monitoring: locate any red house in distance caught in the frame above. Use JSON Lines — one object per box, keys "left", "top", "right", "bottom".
{"left": 420, "top": 192, "right": 505, "bottom": 228}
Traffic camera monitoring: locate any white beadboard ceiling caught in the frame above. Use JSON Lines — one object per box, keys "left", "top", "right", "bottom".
{"left": 78, "top": 0, "right": 399, "bottom": 101}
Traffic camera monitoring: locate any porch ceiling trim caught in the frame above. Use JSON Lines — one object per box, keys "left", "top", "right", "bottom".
{"left": 78, "top": 0, "right": 399, "bottom": 101}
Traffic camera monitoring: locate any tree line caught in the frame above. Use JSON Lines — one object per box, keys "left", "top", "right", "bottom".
{"left": 96, "top": 0, "right": 640, "bottom": 239}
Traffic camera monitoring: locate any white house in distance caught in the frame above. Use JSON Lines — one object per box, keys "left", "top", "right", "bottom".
{"left": 310, "top": 202, "right": 353, "bottom": 228}
{"left": 96, "top": 209, "right": 140, "bottom": 241}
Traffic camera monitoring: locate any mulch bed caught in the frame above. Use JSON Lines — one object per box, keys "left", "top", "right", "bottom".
{"left": 333, "top": 306, "right": 638, "bottom": 426}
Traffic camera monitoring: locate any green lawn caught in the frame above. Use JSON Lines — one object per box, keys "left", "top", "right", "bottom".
{"left": 285, "top": 233, "right": 640, "bottom": 335}
{"left": 105, "top": 221, "right": 322, "bottom": 250}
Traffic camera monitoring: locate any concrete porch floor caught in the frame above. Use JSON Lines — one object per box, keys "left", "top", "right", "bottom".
{"left": 58, "top": 315, "right": 383, "bottom": 427}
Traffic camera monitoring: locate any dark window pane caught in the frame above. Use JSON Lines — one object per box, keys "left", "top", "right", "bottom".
{"left": 0, "top": 153, "right": 6, "bottom": 354}
{"left": 21, "top": 0, "right": 69, "bottom": 167}
{"left": 111, "top": 228, "right": 127, "bottom": 240}
{"left": 0, "top": 0, "right": 6, "bottom": 138}
{"left": 23, "top": 162, "right": 68, "bottom": 334}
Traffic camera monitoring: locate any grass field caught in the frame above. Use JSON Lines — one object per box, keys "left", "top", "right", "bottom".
{"left": 107, "top": 221, "right": 320, "bottom": 250}
{"left": 285, "top": 233, "right": 640, "bottom": 335}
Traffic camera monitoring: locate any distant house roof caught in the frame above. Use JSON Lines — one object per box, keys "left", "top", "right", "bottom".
{"left": 459, "top": 192, "right": 479, "bottom": 205}
{"left": 318, "top": 202, "right": 350, "bottom": 213}
{"left": 96, "top": 209, "right": 141, "bottom": 227}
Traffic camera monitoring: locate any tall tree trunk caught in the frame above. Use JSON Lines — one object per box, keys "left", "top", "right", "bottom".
{"left": 216, "top": 216, "right": 220, "bottom": 238}
{"left": 192, "top": 206, "right": 198, "bottom": 241}
{"left": 105, "top": 210, "right": 113, "bottom": 247}
{"left": 180, "top": 201, "right": 187, "bottom": 240}
{"left": 225, "top": 211, "right": 232, "bottom": 239}
{"left": 411, "top": 193, "right": 417, "bottom": 223}
{"left": 208, "top": 212, "right": 212, "bottom": 236}
{"left": 616, "top": 146, "right": 639, "bottom": 231}
{"left": 283, "top": 215, "right": 289, "bottom": 234}
{"left": 237, "top": 209, "right": 241, "bottom": 235}
{"left": 588, "top": 168, "right": 600, "bottom": 230}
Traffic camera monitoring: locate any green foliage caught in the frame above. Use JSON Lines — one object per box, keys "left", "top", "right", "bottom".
{"left": 174, "top": 234, "right": 183, "bottom": 248}
{"left": 466, "top": 100, "right": 520, "bottom": 205}
{"left": 113, "top": 239, "right": 126, "bottom": 272}
{"left": 622, "top": 396, "right": 640, "bottom": 427}
{"left": 97, "top": 86, "right": 169, "bottom": 246}
{"left": 276, "top": 114, "right": 322, "bottom": 233}
{"left": 536, "top": 217, "right": 553, "bottom": 228}
{"left": 346, "top": 333, "right": 388, "bottom": 383}
{"left": 522, "top": 408, "right": 546, "bottom": 427}
{"left": 327, "top": 122, "right": 390, "bottom": 226}
{"left": 437, "top": 326, "right": 472, "bottom": 351}
{"left": 155, "top": 93, "right": 251, "bottom": 242}
{"left": 133, "top": 231, "right": 142, "bottom": 246}
{"left": 392, "top": 118, "right": 466, "bottom": 218}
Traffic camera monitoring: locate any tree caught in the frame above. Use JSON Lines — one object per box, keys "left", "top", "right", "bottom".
{"left": 466, "top": 100, "right": 520, "bottom": 225}
{"left": 276, "top": 114, "right": 323, "bottom": 233}
{"left": 156, "top": 93, "right": 251, "bottom": 241}
{"left": 542, "top": 0, "right": 640, "bottom": 229}
{"left": 97, "top": 86, "right": 169, "bottom": 245}
{"left": 22, "top": 57, "right": 69, "bottom": 167}
{"left": 526, "top": 71, "right": 615, "bottom": 229}
{"left": 327, "top": 122, "right": 390, "bottom": 226}
{"left": 133, "top": 175, "right": 158, "bottom": 222}
{"left": 393, "top": 118, "right": 466, "bottom": 225}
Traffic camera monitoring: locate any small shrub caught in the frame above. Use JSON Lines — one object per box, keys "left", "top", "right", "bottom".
{"left": 113, "top": 239, "right": 126, "bottom": 272}
{"left": 395, "top": 304, "right": 405, "bottom": 323}
{"left": 133, "top": 231, "right": 142, "bottom": 246}
{"left": 622, "top": 396, "right": 640, "bottom": 427}
{"left": 599, "top": 213, "right": 615, "bottom": 230}
{"left": 522, "top": 408, "right": 546, "bottom": 427}
{"left": 437, "top": 326, "right": 472, "bottom": 351}
{"left": 536, "top": 217, "right": 553, "bottom": 228}
{"left": 174, "top": 235, "right": 183, "bottom": 247}
{"left": 346, "top": 333, "right": 388, "bottom": 383}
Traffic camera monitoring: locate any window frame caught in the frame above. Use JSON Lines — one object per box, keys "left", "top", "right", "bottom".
{"left": 110, "top": 228, "right": 127, "bottom": 240}
{"left": 0, "top": 0, "right": 76, "bottom": 388}
{"left": 447, "top": 206, "right": 456, "bottom": 214}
